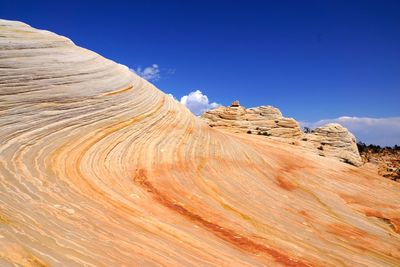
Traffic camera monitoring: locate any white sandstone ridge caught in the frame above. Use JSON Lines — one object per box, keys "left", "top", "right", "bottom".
{"left": 202, "top": 101, "right": 362, "bottom": 166}
{"left": 202, "top": 101, "right": 302, "bottom": 138}
{"left": 300, "top": 123, "right": 362, "bottom": 166}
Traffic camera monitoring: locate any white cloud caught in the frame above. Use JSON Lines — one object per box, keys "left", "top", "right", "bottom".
{"left": 301, "top": 116, "right": 400, "bottom": 146}
{"left": 130, "top": 64, "right": 160, "bottom": 81}
{"left": 179, "top": 90, "right": 220, "bottom": 116}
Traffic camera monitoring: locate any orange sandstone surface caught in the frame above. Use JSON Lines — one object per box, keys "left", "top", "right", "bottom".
{"left": 0, "top": 19, "right": 399, "bottom": 266}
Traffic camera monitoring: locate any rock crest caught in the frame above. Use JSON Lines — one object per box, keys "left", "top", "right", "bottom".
{"left": 202, "top": 104, "right": 302, "bottom": 138}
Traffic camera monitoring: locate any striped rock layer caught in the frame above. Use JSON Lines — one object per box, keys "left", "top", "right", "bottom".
{"left": 0, "top": 19, "right": 399, "bottom": 267}
{"left": 202, "top": 104, "right": 303, "bottom": 138}
{"left": 303, "top": 123, "right": 362, "bottom": 166}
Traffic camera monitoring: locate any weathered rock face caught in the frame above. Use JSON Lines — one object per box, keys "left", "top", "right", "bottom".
{"left": 203, "top": 103, "right": 362, "bottom": 166}
{"left": 302, "top": 123, "right": 363, "bottom": 166}
{"left": 202, "top": 102, "right": 302, "bottom": 138}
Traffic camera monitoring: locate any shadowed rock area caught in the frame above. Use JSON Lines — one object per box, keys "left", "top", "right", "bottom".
{"left": 0, "top": 19, "right": 399, "bottom": 266}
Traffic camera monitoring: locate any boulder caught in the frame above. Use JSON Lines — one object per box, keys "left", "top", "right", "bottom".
{"left": 303, "top": 123, "right": 362, "bottom": 166}
{"left": 231, "top": 100, "right": 240, "bottom": 107}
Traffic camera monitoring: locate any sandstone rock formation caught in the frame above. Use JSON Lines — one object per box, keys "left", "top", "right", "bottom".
{"left": 302, "top": 123, "right": 363, "bottom": 166}
{"left": 203, "top": 103, "right": 362, "bottom": 166}
{"left": 231, "top": 100, "right": 240, "bottom": 107}
{"left": 202, "top": 101, "right": 303, "bottom": 138}
{"left": 1, "top": 19, "right": 400, "bottom": 267}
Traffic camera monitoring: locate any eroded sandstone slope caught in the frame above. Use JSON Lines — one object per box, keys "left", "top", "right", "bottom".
{"left": 0, "top": 19, "right": 400, "bottom": 267}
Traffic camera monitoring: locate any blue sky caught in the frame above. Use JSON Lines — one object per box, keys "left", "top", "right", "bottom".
{"left": 1, "top": 1, "right": 399, "bottom": 145}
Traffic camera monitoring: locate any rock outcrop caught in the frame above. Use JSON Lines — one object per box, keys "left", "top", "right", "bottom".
{"left": 1, "top": 19, "right": 399, "bottom": 266}
{"left": 302, "top": 123, "right": 362, "bottom": 166}
{"left": 202, "top": 101, "right": 302, "bottom": 138}
{"left": 203, "top": 102, "right": 362, "bottom": 166}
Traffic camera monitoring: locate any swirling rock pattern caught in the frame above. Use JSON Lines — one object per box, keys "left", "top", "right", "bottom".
{"left": 0, "top": 19, "right": 400, "bottom": 266}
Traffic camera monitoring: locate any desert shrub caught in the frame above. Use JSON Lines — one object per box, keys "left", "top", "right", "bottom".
{"left": 368, "top": 144, "right": 382, "bottom": 153}
{"left": 356, "top": 142, "right": 400, "bottom": 153}
{"left": 317, "top": 146, "right": 323, "bottom": 151}
{"left": 357, "top": 142, "right": 382, "bottom": 153}
{"left": 262, "top": 132, "right": 271, "bottom": 136}
{"left": 303, "top": 127, "right": 312, "bottom": 133}
{"left": 357, "top": 142, "right": 367, "bottom": 153}
{"left": 247, "top": 130, "right": 252, "bottom": 134}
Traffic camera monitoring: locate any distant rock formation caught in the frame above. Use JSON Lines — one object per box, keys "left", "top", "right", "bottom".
{"left": 302, "top": 123, "right": 362, "bottom": 166}
{"left": 202, "top": 102, "right": 362, "bottom": 166}
{"left": 202, "top": 102, "right": 302, "bottom": 138}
